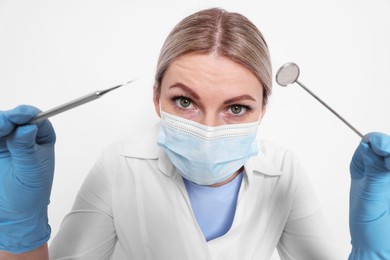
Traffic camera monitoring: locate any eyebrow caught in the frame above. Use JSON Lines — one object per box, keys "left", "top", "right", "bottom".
{"left": 169, "top": 83, "right": 200, "bottom": 100}
{"left": 223, "top": 95, "right": 256, "bottom": 105}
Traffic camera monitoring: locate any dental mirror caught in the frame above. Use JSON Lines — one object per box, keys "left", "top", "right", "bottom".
{"left": 275, "top": 62, "right": 364, "bottom": 138}
{"left": 275, "top": 62, "right": 300, "bottom": 87}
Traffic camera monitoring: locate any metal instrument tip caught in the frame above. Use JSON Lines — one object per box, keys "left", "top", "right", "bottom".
{"left": 98, "top": 78, "right": 138, "bottom": 96}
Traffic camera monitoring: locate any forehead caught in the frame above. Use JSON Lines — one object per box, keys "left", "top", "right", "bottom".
{"left": 161, "top": 53, "right": 263, "bottom": 98}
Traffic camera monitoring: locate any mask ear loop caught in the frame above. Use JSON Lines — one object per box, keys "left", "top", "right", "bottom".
{"left": 157, "top": 98, "right": 165, "bottom": 118}
{"left": 256, "top": 103, "right": 267, "bottom": 124}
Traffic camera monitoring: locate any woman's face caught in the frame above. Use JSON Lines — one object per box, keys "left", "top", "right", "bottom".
{"left": 154, "top": 53, "right": 266, "bottom": 126}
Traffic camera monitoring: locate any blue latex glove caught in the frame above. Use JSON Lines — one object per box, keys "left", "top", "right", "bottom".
{"left": 0, "top": 105, "right": 56, "bottom": 253}
{"left": 349, "top": 132, "right": 390, "bottom": 259}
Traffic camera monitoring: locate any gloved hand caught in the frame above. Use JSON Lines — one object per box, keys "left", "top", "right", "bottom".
{"left": 349, "top": 132, "right": 390, "bottom": 259}
{"left": 0, "top": 105, "right": 56, "bottom": 253}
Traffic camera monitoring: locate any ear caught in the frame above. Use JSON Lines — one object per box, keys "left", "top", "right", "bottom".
{"left": 153, "top": 87, "right": 161, "bottom": 118}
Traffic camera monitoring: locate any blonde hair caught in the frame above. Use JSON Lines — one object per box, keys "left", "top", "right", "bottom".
{"left": 154, "top": 8, "right": 272, "bottom": 105}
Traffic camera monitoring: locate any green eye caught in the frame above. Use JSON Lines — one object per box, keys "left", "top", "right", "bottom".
{"left": 230, "top": 105, "right": 243, "bottom": 114}
{"left": 177, "top": 97, "right": 192, "bottom": 108}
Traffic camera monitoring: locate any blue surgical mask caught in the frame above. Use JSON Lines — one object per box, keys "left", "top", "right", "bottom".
{"left": 156, "top": 111, "right": 259, "bottom": 185}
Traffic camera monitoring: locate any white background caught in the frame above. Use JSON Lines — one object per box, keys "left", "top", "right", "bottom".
{"left": 1, "top": 0, "right": 390, "bottom": 259}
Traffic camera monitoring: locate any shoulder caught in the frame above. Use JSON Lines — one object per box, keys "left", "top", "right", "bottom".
{"left": 100, "top": 124, "right": 161, "bottom": 161}
{"left": 248, "top": 140, "right": 315, "bottom": 201}
{"left": 246, "top": 139, "right": 305, "bottom": 178}
{"left": 258, "top": 139, "right": 303, "bottom": 172}
{"left": 88, "top": 124, "right": 164, "bottom": 185}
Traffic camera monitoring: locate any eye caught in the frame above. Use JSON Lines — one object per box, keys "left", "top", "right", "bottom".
{"left": 230, "top": 105, "right": 243, "bottom": 114}
{"left": 228, "top": 105, "right": 247, "bottom": 115}
{"left": 174, "top": 96, "right": 193, "bottom": 109}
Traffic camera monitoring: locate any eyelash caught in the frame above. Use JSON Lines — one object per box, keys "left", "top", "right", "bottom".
{"left": 170, "top": 95, "right": 253, "bottom": 118}
{"left": 228, "top": 104, "right": 253, "bottom": 117}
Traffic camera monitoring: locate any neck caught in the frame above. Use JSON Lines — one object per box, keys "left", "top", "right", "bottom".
{"left": 209, "top": 167, "right": 243, "bottom": 187}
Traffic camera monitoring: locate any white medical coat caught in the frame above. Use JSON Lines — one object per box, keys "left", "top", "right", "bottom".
{"left": 49, "top": 125, "right": 342, "bottom": 259}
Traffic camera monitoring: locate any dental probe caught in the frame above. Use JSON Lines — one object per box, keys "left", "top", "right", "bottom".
{"left": 30, "top": 79, "right": 136, "bottom": 124}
